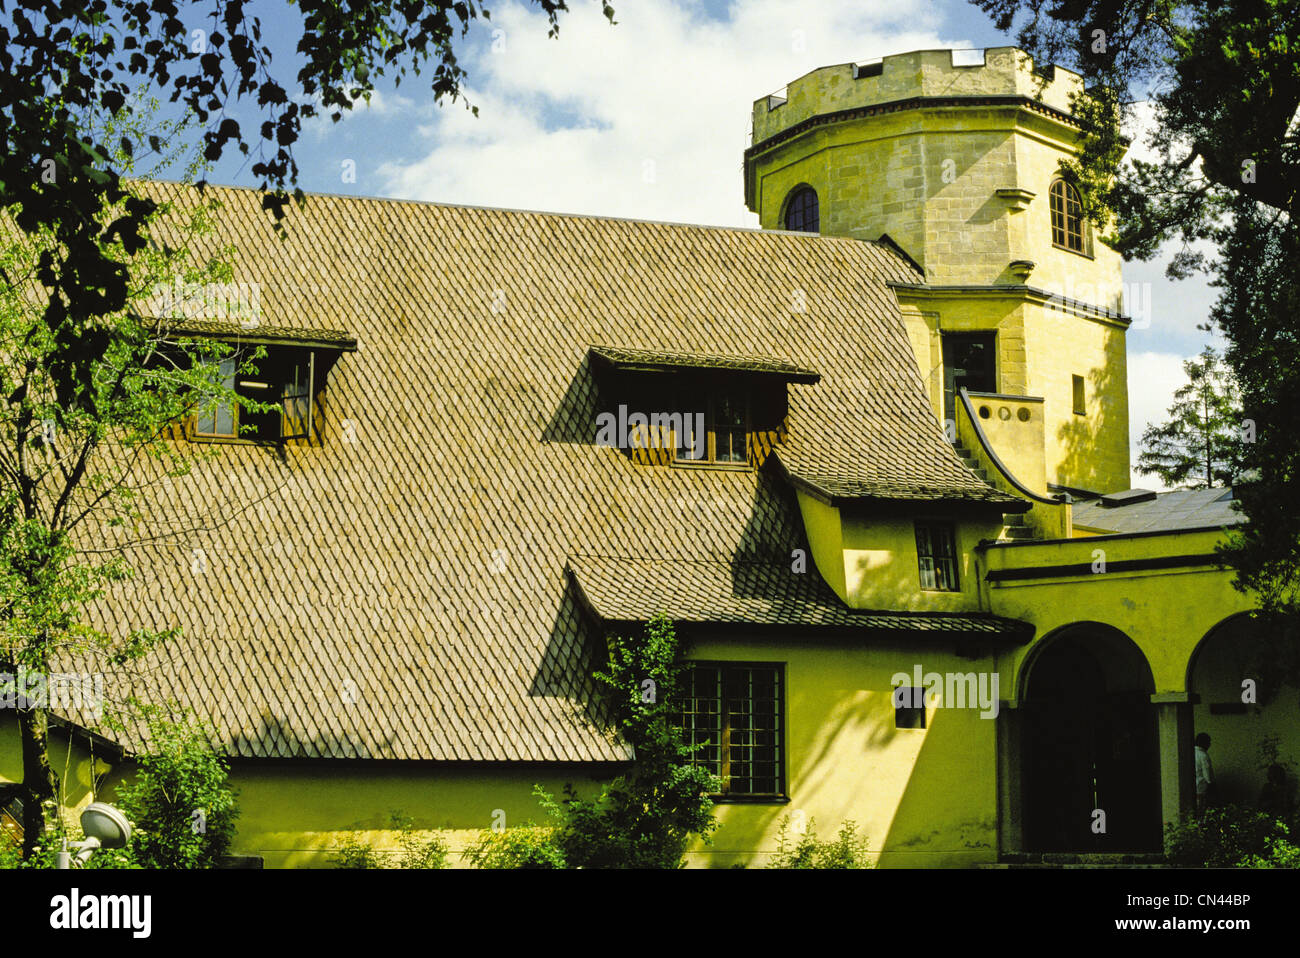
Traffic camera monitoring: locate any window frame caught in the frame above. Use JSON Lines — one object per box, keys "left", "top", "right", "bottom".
{"left": 672, "top": 389, "right": 752, "bottom": 469}
{"left": 915, "top": 519, "right": 961, "bottom": 593}
{"left": 783, "top": 185, "right": 820, "bottom": 234}
{"left": 892, "top": 685, "right": 928, "bottom": 729}
{"left": 187, "top": 346, "right": 319, "bottom": 446}
{"left": 1049, "top": 179, "right": 1088, "bottom": 255}
{"left": 1072, "top": 374, "right": 1086, "bottom": 416}
{"left": 678, "top": 660, "right": 788, "bottom": 803}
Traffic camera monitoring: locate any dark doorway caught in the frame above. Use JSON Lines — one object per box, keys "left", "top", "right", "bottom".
{"left": 942, "top": 333, "right": 996, "bottom": 427}
{"left": 1021, "top": 626, "right": 1163, "bottom": 853}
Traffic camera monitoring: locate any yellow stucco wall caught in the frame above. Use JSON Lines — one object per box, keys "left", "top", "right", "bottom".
{"left": 981, "top": 531, "right": 1254, "bottom": 694}
{"left": 796, "top": 490, "right": 1004, "bottom": 611}
{"left": 680, "top": 634, "right": 1003, "bottom": 868}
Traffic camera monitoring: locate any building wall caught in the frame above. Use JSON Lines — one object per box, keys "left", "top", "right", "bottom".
{"left": 796, "top": 490, "right": 1004, "bottom": 611}
{"left": 680, "top": 634, "right": 1003, "bottom": 868}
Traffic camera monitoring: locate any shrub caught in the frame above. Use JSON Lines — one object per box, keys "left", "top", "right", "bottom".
{"left": 461, "top": 821, "right": 566, "bottom": 869}
{"left": 111, "top": 707, "right": 239, "bottom": 869}
{"left": 767, "top": 816, "right": 872, "bottom": 869}
{"left": 331, "top": 811, "right": 449, "bottom": 869}
{"left": 1165, "top": 804, "right": 1297, "bottom": 867}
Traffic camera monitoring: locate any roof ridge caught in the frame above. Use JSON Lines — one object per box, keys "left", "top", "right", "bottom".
{"left": 138, "top": 177, "right": 894, "bottom": 243}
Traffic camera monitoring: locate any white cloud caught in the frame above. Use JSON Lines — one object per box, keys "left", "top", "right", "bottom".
{"left": 377, "top": 0, "right": 961, "bottom": 225}
{"left": 1127, "top": 350, "right": 1191, "bottom": 490}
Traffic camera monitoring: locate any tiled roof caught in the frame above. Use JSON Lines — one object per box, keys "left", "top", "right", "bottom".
{"left": 1071, "top": 487, "right": 1244, "bottom": 534}
{"left": 589, "top": 344, "right": 820, "bottom": 383}
{"left": 167, "top": 319, "right": 358, "bottom": 350}
{"left": 567, "top": 555, "right": 1031, "bottom": 638}
{"left": 774, "top": 452, "right": 1023, "bottom": 506}
{"left": 60, "top": 182, "right": 1011, "bottom": 762}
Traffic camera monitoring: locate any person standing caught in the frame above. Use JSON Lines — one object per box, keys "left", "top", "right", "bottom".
{"left": 1194, "top": 733, "right": 1215, "bottom": 813}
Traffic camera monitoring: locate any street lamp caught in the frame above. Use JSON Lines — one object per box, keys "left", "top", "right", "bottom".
{"left": 56, "top": 803, "right": 131, "bottom": 868}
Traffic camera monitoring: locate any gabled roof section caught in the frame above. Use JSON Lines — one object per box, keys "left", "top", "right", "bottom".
{"left": 62, "top": 181, "right": 1014, "bottom": 763}
{"left": 567, "top": 555, "right": 1031, "bottom": 640}
{"left": 589, "top": 344, "right": 820, "bottom": 383}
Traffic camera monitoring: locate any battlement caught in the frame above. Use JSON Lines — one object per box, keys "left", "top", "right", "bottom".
{"left": 751, "top": 47, "right": 1084, "bottom": 146}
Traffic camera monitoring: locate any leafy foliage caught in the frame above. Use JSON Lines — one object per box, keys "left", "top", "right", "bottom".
{"left": 463, "top": 614, "right": 719, "bottom": 868}
{"left": 0, "top": 1, "right": 616, "bottom": 332}
{"left": 110, "top": 706, "right": 239, "bottom": 869}
{"left": 461, "top": 800, "right": 566, "bottom": 869}
{"left": 331, "top": 810, "right": 449, "bottom": 869}
{"left": 549, "top": 613, "right": 720, "bottom": 868}
{"left": 1136, "top": 346, "right": 1247, "bottom": 488}
{"left": 1166, "top": 804, "right": 1300, "bottom": 867}
{"left": 767, "top": 816, "right": 872, "bottom": 869}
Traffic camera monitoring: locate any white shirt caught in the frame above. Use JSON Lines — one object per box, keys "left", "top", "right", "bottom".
{"left": 1194, "top": 746, "right": 1214, "bottom": 795}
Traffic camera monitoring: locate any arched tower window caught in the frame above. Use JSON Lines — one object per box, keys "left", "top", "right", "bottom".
{"left": 784, "top": 186, "right": 819, "bottom": 233}
{"left": 1049, "top": 179, "right": 1086, "bottom": 253}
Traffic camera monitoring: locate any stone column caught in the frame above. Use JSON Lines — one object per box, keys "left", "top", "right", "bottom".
{"left": 996, "top": 699, "right": 1025, "bottom": 859}
{"left": 1151, "top": 692, "right": 1194, "bottom": 830}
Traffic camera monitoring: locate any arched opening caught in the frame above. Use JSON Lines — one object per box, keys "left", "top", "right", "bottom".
{"left": 783, "top": 186, "right": 819, "bottom": 233}
{"left": 1020, "top": 623, "right": 1162, "bottom": 852}
{"left": 1049, "top": 179, "right": 1086, "bottom": 253}
{"left": 1188, "top": 614, "right": 1300, "bottom": 811}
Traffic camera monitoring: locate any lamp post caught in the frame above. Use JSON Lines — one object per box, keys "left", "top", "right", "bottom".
{"left": 56, "top": 802, "right": 131, "bottom": 868}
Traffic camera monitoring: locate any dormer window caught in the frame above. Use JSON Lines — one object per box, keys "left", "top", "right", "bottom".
{"left": 192, "top": 347, "right": 315, "bottom": 443}
{"left": 674, "top": 390, "right": 749, "bottom": 465}
{"left": 586, "top": 345, "right": 819, "bottom": 471}
{"left": 171, "top": 321, "right": 357, "bottom": 445}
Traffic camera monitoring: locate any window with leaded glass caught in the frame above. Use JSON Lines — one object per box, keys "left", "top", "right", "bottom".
{"left": 1049, "top": 179, "right": 1085, "bottom": 253}
{"left": 784, "top": 186, "right": 819, "bottom": 233}
{"left": 915, "top": 521, "right": 959, "bottom": 592}
{"left": 679, "top": 663, "right": 784, "bottom": 799}
{"left": 673, "top": 390, "right": 750, "bottom": 466}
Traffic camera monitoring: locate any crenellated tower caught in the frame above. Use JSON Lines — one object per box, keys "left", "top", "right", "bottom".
{"left": 745, "top": 47, "right": 1131, "bottom": 495}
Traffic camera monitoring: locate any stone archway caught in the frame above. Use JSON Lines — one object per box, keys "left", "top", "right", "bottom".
{"left": 1019, "top": 623, "right": 1163, "bottom": 852}
{"left": 1188, "top": 614, "right": 1300, "bottom": 810}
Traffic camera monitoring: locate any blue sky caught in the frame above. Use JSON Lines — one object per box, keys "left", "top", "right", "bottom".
{"left": 184, "top": 0, "right": 1216, "bottom": 487}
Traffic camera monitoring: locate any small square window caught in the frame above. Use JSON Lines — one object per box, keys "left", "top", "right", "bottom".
{"left": 1072, "top": 374, "right": 1086, "bottom": 415}
{"left": 893, "top": 685, "right": 927, "bottom": 729}
{"left": 915, "top": 521, "right": 959, "bottom": 592}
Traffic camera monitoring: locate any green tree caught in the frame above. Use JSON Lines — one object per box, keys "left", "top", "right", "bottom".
{"left": 464, "top": 614, "right": 720, "bottom": 869}
{"left": 1, "top": 1, "right": 616, "bottom": 336}
{"left": 971, "top": 0, "right": 1300, "bottom": 655}
{"left": 1136, "top": 345, "right": 1246, "bottom": 488}
{"left": 0, "top": 133, "right": 266, "bottom": 858}
{"left": 553, "top": 613, "right": 720, "bottom": 868}
{"left": 109, "top": 706, "right": 239, "bottom": 869}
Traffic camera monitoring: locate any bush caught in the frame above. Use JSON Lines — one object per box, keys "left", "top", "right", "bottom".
{"left": 461, "top": 615, "right": 720, "bottom": 869}
{"left": 461, "top": 820, "right": 566, "bottom": 869}
{"left": 111, "top": 707, "right": 239, "bottom": 869}
{"left": 330, "top": 811, "right": 449, "bottom": 869}
{"left": 767, "top": 816, "right": 872, "bottom": 869}
{"left": 1165, "top": 804, "right": 1299, "bottom": 867}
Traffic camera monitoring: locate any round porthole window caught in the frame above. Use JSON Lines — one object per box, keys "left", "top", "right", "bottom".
{"left": 1017, "top": 407, "right": 1031, "bottom": 422}
{"left": 978, "top": 405, "right": 991, "bottom": 419}
{"left": 998, "top": 406, "right": 1011, "bottom": 420}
